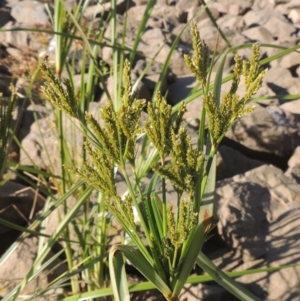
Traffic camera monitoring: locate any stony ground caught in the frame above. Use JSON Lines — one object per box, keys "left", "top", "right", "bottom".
{"left": 1, "top": 0, "right": 300, "bottom": 300}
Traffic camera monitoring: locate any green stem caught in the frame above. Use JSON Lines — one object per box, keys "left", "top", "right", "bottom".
{"left": 162, "top": 177, "right": 167, "bottom": 237}
{"left": 120, "top": 157, "right": 167, "bottom": 283}
{"left": 200, "top": 146, "right": 217, "bottom": 200}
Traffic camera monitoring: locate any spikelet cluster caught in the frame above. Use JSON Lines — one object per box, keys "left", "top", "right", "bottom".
{"left": 39, "top": 60, "right": 78, "bottom": 118}
{"left": 154, "top": 127, "right": 203, "bottom": 196}
{"left": 40, "top": 59, "right": 145, "bottom": 225}
{"left": 204, "top": 44, "right": 267, "bottom": 146}
{"left": 85, "top": 61, "right": 145, "bottom": 166}
{"left": 145, "top": 93, "right": 186, "bottom": 160}
{"left": 65, "top": 141, "right": 117, "bottom": 198}
{"left": 166, "top": 201, "right": 197, "bottom": 250}
{"left": 183, "top": 22, "right": 268, "bottom": 147}
{"left": 184, "top": 22, "right": 210, "bottom": 88}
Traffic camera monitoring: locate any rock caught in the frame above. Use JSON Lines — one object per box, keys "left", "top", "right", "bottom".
{"left": 297, "top": 65, "right": 300, "bottom": 77}
{"left": 172, "top": 23, "right": 193, "bottom": 44}
{"left": 137, "top": 40, "right": 190, "bottom": 76}
{"left": 242, "top": 26, "right": 274, "bottom": 43}
{"left": 226, "top": 105, "right": 300, "bottom": 158}
{"left": 0, "top": 236, "right": 67, "bottom": 299}
{"left": 211, "top": 0, "right": 252, "bottom": 15}
{"left": 1, "top": 0, "right": 20, "bottom": 8}
{"left": 236, "top": 201, "right": 300, "bottom": 300}
{"left": 216, "top": 164, "right": 300, "bottom": 262}
{"left": 263, "top": 14, "right": 297, "bottom": 41}
{"left": 227, "top": 2, "right": 251, "bottom": 16}
{"left": 217, "top": 145, "right": 264, "bottom": 181}
{"left": 243, "top": 9, "right": 275, "bottom": 27}
{"left": 286, "top": 0, "right": 300, "bottom": 9}
{"left": 167, "top": 74, "right": 197, "bottom": 106}
{"left": 212, "top": 197, "right": 300, "bottom": 300}
{"left": 285, "top": 146, "right": 300, "bottom": 184}
{"left": 280, "top": 51, "right": 300, "bottom": 70}
{"left": 10, "top": 0, "right": 50, "bottom": 26}
{"left": 127, "top": 4, "right": 185, "bottom": 25}
{"left": 280, "top": 99, "right": 300, "bottom": 114}
{"left": 197, "top": 25, "right": 227, "bottom": 52}
{"left": 0, "top": 181, "right": 45, "bottom": 234}
{"left": 217, "top": 15, "right": 245, "bottom": 31}
{"left": 84, "top": 0, "right": 133, "bottom": 19}
{"left": 253, "top": 0, "right": 276, "bottom": 10}
{"left": 0, "top": 6, "right": 11, "bottom": 27}
{"left": 175, "top": 0, "right": 199, "bottom": 14}
{"left": 263, "top": 66, "right": 300, "bottom": 96}
{"left": 179, "top": 282, "right": 234, "bottom": 301}
{"left": 187, "top": 6, "right": 220, "bottom": 24}
{"left": 142, "top": 27, "right": 165, "bottom": 44}
{"left": 1, "top": 21, "right": 52, "bottom": 51}
{"left": 19, "top": 104, "right": 83, "bottom": 175}
{"left": 288, "top": 8, "right": 300, "bottom": 24}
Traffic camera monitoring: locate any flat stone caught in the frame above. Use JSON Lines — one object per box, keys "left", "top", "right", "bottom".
{"left": 217, "top": 15, "right": 245, "bottom": 31}
{"left": 187, "top": 6, "right": 219, "bottom": 23}
{"left": 280, "top": 99, "right": 300, "bottom": 114}
{"left": 285, "top": 146, "right": 300, "bottom": 183}
{"left": 216, "top": 164, "right": 300, "bottom": 261}
{"left": 226, "top": 105, "right": 300, "bottom": 157}
{"left": 263, "top": 14, "right": 297, "bottom": 40}
{"left": 243, "top": 9, "right": 275, "bottom": 27}
{"left": 280, "top": 51, "right": 300, "bottom": 69}
{"left": 0, "top": 236, "right": 67, "bottom": 298}
{"left": 264, "top": 66, "right": 300, "bottom": 95}
{"left": 288, "top": 8, "right": 300, "bottom": 24}
{"left": 1, "top": 21, "right": 51, "bottom": 51}
{"left": 242, "top": 26, "right": 274, "bottom": 43}
{"left": 217, "top": 145, "right": 264, "bottom": 181}
{"left": 11, "top": 0, "right": 49, "bottom": 26}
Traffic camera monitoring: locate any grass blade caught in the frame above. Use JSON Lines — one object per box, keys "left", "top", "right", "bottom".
{"left": 197, "top": 251, "right": 263, "bottom": 301}
{"left": 2, "top": 184, "right": 93, "bottom": 301}
{"left": 109, "top": 245, "right": 130, "bottom": 301}
{"left": 116, "top": 245, "right": 172, "bottom": 298}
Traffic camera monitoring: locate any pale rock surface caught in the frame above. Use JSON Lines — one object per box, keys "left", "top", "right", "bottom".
{"left": 215, "top": 165, "right": 300, "bottom": 299}
{"left": 263, "top": 66, "right": 300, "bottom": 96}
{"left": 217, "top": 15, "right": 245, "bottom": 31}
{"left": 10, "top": 0, "right": 49, "bottom": 26}
{"left": 280, "top": 51, "right": 300, "bottom": 69}
{"left": 285, "top": 146, "right": 300, "bottom": 184}
{"left": 226, "top": 105, "right": 300, "bottom": 157}
{"left": 242, "top": 26, "right": 274, "bottom": 43}
{"left": 263, "top": 14, "right": 297, "bottom": 41}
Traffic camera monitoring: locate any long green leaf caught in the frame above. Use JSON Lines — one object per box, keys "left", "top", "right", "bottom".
{"left": 197, "top": 251, "right": 263, "bottom": 301}
{"left": 2, "top": 184, "right": 93, "bottom": 301}
{"left": 171, "top": 224, "right": 206, "bottom": 298}
{"left": 116, "top": 245, "right": 172, "bottom": 298}
{"left": 109, "top": 245, "right": 130, "bottom": 301}
{"left": 58, "top": 261, "right": 300, "bottom": 300}
{"left": 0, "top": 181, "right": 85, "bottom": 266}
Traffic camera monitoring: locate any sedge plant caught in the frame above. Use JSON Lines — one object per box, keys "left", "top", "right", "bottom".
{"left": 1, "top": 0, "right": 300, "bottom": 299}
{"left": 37, "top": 21, "right": 268, "bottom": 301}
